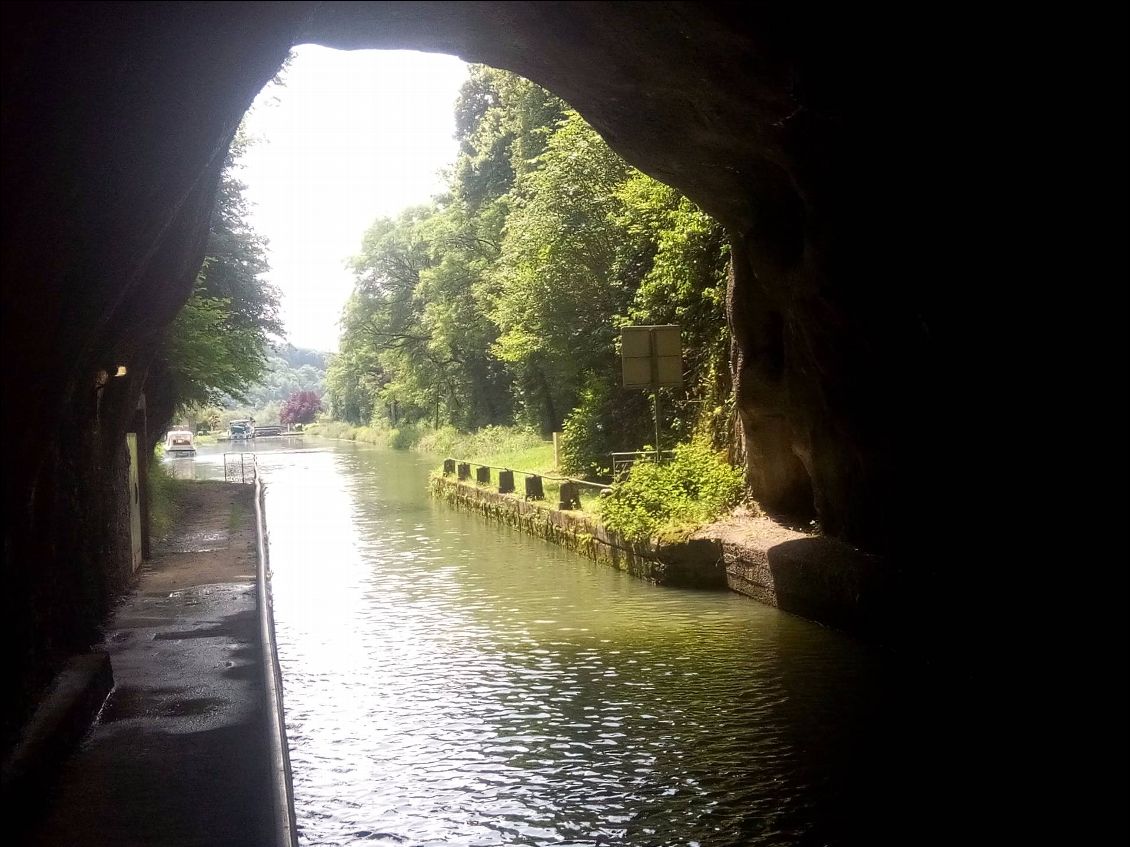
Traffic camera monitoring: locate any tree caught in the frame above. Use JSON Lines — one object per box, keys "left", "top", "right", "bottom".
{"left": 159, "top": 127, "right": 281, "bottom": 410}
{"left": 327, "top": 66, "right": 732, "bottom": 463}
{"left": 280, "top": 390, "right": 322, "bottom": 426}
{"left": 487, "top": 111, "right": 641, "bottom": 431}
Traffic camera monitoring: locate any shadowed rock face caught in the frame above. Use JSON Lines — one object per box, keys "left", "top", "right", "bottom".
{"left": 2, "top": 2, "right": 947, "bottom": 739}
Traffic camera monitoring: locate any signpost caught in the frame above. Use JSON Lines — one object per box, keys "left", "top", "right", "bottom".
{"left": 620, "top": 325, "right": 682, "bottom": 464}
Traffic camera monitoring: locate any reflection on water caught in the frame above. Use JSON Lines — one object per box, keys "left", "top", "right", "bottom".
{"left": 192, "top": 442, "right": 927, "bottom": 846}
{"left": 164, "top": 438, "right": 307, "bottom": 481}
{"left": 164, "top": 455, "right": 198, "bottom": 480}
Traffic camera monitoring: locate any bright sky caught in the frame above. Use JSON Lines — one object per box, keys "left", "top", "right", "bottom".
{"left": 239, "top": 45, "right": 469, "bottom": 352}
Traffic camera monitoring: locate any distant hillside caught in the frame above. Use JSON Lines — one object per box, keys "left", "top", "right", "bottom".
{"left": 239, "top": 343, "right": 329, "bottom": 408}
{"left": 275, "top": 342, "right": 329, "bottom": 371}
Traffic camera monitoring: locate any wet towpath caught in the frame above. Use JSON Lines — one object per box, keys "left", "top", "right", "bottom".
{"left": 21, "top": 481, "right": 275, "bottom": 847}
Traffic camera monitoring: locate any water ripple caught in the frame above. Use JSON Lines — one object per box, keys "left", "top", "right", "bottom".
{"left": 252, "top": 445, "right": 907, "bottom": 846}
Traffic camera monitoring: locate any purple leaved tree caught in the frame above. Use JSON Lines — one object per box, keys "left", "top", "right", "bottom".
{"left": 280, "top": 390, "right": 322, "bottom": 427}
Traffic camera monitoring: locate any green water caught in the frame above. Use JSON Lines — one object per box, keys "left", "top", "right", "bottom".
{"left": 186, "top": 440, "right": 928, "bottom": 846}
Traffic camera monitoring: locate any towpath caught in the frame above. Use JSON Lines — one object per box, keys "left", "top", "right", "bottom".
{"left": 20, "top": 481, "right": 276, "bottom": 847}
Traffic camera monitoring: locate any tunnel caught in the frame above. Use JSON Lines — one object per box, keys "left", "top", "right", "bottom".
{"left": 8, "top": 0, "right": 1116, "bottom": 768}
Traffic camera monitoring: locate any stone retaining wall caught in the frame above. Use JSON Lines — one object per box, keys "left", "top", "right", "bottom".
{"left": 430, "top": 477, "right": 726, "bottom": 590}
{"left": 432, "top": 477, "right": 894, "bottom": 641}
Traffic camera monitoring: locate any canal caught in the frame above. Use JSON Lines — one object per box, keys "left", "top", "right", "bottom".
{"left": 177, "top": 440, "right": 933, "bottom": 846}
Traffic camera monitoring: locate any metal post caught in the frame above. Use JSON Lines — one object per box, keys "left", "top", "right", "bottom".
{"left": 649, "top": 327, "right": 661, "bottom": 464}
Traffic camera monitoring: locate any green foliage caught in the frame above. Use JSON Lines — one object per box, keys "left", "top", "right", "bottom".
{"left": 333, "top": 203, "right": 513, "bottom": 431}
{"left": 454, "top": 66, "right": 566, "bottom": 211}
{"left": 559, "top": 375, "right": 651, "bottom": 480}
{"left": 599, "top": 436, "right": 745, "bottom": 542}
{"left": 324, "top": 334, "right": 382, "bottom": 425}
{"left": 328, "top": 66, "right": 735, "bottom": 475}
{"left": 617, "top": 174, "right": 731, "bottom": 402}
{"left": 165, "top": 294, "right": 268, "bottom": 407}
{"left": 162, "top": 126, "right": 280, "bottom": 411}
{"left": 241, "top": 344, "right": 328, "bottom": 409}
{"left": 387, "top": 424, "right": 420, "bottom": 450}
{"left": 487, "top": 112, "right": 641, "bottom": 432}
{"left": 305, "top": 420, "right": 389, "bottom": 446}
{"left": 147, "top": 459, "right": 176, "bottom": 543}
{"left": 179, "top": 403, "right": 224, "bottom": 433}
{"left": 416, "top": 424, "right": 550, "bottom": 468}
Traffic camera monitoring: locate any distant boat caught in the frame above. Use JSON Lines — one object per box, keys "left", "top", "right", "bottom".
{"left": 164, "top": 429, "right": 196, "bottom": 456}
{"left": 229, "top": 420, "right": 253, "bottom": 441}
{"left": 252, "top": 425, "right": 284, "bottom": 438}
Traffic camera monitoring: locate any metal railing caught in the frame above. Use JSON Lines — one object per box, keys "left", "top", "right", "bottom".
{"left": 223, "top": 452, "right": 258, "bottom": 484}
{"left": 442, "top": 457, "right": 610, "bottom": 509}
{"left": 610, "top": 450, "right": 675, "bottom": 475}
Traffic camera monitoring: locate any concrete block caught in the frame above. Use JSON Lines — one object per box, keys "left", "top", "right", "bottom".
{"left": 524, "top": 475, "right": 545, "bottom": 500}
{"left": 498, "top": 470, "right": 515, "bottom": 494}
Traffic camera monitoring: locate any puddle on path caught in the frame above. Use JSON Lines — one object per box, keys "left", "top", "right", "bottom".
{"left": 168, "top": 529, "right": 229, "bottom": 553}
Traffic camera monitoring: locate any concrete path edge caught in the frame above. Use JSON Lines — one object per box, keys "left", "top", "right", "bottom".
{"left": 254, "top": 473, "right": 298, "bottom": 847}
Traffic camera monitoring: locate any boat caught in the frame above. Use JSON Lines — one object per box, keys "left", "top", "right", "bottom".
{"left": 229, "top": 419, "right": 253, "bottom": 441}
{"left": 164, "top": 428, "right": 196, "bottom": 456}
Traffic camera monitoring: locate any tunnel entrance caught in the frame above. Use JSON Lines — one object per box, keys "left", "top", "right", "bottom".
{"left": 4, "top": 1, "right": 937, "bottom": 760}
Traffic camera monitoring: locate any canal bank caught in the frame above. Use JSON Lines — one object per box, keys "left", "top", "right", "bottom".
{"left": 432, "top": 475, "right": 894, "bottom": 641}
{"left": 13, "top": 480, "right": 294, "bottom": 847}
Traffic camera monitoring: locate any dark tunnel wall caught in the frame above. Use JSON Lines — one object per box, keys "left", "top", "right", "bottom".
{"left": 10, "top": 1, "right": 1119, "bottom": 749}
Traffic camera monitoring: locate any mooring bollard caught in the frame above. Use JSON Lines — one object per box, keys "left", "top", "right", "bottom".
{"left": 558, "top": 481, "right": 581, "bottom": 510}
{"left": 498, "top": 469, "right": 515, "bottom": 494}
{"left": 457, "top": 462, "right": 471, "bottom": 481}
{"left": 443, "top": 458, "right": 456, "bottom": 476}
{"left": 476, "top": 465, "right": 491, "bottom": 484}
{"left": 525, "top": 474, "right": 545, "bottom": 500}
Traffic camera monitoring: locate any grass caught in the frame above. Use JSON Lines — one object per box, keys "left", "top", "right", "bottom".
{"left": 446, "top": 442, "right": 557, "bottom": 475}
{"left": 423, "top": 426, "right": 607, "bottom": 514}
{"left": 147, "top": 458, "right": 177, "bottom": 542}
{"left": 304, "top": 420, "right": 396, "bottom": 447}
{"left": 415, "top": 425, "right": 551, "bottom": 466}
{"left": 308, "top": 420, "right": 608, "bottom": 513}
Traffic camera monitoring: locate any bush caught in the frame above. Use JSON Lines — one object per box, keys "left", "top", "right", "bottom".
{"left": 559, "top": 378, "right": 614, "bottom": 479}
{"left": 599, "top": 435, "right": 745, "bottom": 542}
{"left": 559, "top": 375, "right": 652, "bottom": 480}
{"left": 387, "top": 424, "right": 421, "bottom": 450}
{"left": 413, "top": 425, "right": 461, "bottom": 456}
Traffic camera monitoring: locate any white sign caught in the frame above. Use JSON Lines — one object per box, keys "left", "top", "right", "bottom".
{"left": 621, "top": 325, "right": 682, "bottom": 388}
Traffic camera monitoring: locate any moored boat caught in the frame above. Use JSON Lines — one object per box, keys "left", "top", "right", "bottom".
{"left": 164, "top": 429, "right": 196, "bottom": 456}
